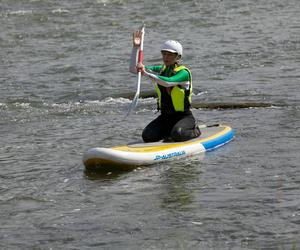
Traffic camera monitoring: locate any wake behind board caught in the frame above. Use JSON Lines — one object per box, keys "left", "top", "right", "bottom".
{"left": 83, "top": 124, "right": 234, "bottom": 171}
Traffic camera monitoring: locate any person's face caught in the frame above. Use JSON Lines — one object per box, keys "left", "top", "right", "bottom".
{"left": 161, "top": 51, "right": 179, "bottom": 66}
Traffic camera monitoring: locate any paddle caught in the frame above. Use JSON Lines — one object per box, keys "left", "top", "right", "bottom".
{"left": 125, "top": 24, "right": 145, "bottom": 116}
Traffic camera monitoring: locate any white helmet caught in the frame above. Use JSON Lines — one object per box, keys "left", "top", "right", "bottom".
{"left": 161, "top": 40, "right": 183, "bottom": 57}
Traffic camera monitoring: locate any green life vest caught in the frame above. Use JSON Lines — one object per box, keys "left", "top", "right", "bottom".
{"left": 155, "top": 65, "right": 192, "bottom": 114}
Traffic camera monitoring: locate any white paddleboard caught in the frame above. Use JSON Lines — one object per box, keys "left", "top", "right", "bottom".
{"left": 83, "top": 124, "right": 234, "bottom": 171}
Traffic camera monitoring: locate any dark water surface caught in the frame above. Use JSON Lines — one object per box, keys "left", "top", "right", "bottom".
{"left": 1, "top": 0, "right": 299, "bottom": 249}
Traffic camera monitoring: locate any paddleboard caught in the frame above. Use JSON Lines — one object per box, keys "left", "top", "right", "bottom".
{"left": 83, "top": 124, "right": 234, "bottom": 171}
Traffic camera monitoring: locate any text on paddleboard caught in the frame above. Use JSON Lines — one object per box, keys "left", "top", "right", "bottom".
{"left": 154, "top": 151, "right": 186, "bottom": 161}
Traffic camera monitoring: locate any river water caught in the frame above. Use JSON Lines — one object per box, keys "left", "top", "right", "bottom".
{"left": 1, "top": 0, "right": 299, "bottom": 249}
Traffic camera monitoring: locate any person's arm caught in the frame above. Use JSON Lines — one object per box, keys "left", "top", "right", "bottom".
{"left": 144, "top": 69, "right": 191, "bottom": 88}
{"left": 129, "top": 30, "right": 144, "bottom": 74}
{"left": 129, "top": 46, "right": 139, "bottom": 74}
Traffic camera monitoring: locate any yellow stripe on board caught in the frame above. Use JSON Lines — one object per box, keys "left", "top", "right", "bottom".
{"left": 112, "top": 125, "right": 232, "bottom": 153}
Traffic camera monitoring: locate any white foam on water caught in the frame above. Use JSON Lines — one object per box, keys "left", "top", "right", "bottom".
{"left": 101, "top": 97, "right": 131, "bottom": 105}
{"left": 191, "top": 221, "right": 203, "bottom": 226}
{"left": 194, "top": 91, "right": 207, "bottom": 96}
{"left": 7, "top": 10, "right": 33, "bottom": 15}
{"left": 96, "top": 0, "right": 109, "bottom": 4}
{"left": 52, "top": 8, "right": 70, "bottom": 14}
{"left": 13, "top": 102, "right": 31, "bottom": 109}
{"left": 0, "top": 103, "right": 8, "bottom": 108}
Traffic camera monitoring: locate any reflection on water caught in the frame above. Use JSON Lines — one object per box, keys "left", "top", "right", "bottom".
{"left": 84, "top": 167, "right": 137, "bottom": 181}
{"left": 159, "top": 156, "right": 205, "bottom": 211}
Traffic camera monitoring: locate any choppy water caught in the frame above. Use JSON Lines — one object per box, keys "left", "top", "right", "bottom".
{"left": 1, "top": 0, "right": 299, "bottom": 249}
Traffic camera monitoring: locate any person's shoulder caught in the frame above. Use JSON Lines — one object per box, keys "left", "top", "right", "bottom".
{"left": 175, "top": 65, "right": 191, "bottom": 73}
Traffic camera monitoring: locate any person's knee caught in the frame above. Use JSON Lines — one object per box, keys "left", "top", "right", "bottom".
{"left": 171, "top": 126, "right": 201, "bottom": 142}
{"left": 142, "top": 128, "right": 157, "bottom": 142}
{"left": 171, "top": 127, "right": 184, "bottom": 142}
{"left": 142, "top": 129, "right": 151, "bottom": 142}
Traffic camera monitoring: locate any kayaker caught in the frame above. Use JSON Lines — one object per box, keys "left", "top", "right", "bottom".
{"left": 129, "top": 30, "right": 201, "bottom": 142}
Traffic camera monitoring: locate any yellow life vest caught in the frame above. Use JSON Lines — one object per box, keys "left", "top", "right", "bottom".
{"left": 155, "top": 65, "right": 192, "bottom": 113}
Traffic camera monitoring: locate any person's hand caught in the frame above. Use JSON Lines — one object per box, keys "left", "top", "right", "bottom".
{"left": 132, "top": 30, "right": 142, "bottom": 47}
{"left": 136, "top": 62, "right": 145, "bottom": 75}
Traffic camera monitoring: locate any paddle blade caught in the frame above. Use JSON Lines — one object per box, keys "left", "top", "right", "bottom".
{"left": 125, "top": 93, "right": 139, "bottom": 117}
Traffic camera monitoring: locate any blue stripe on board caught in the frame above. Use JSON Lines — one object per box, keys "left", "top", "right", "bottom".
{"left": 202, "top": 129, "right": 235, "bottom": 151}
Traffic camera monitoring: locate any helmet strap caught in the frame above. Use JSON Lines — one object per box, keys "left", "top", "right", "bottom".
{"left": 176, "top": 54, "right": 181, "bottom": 61}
